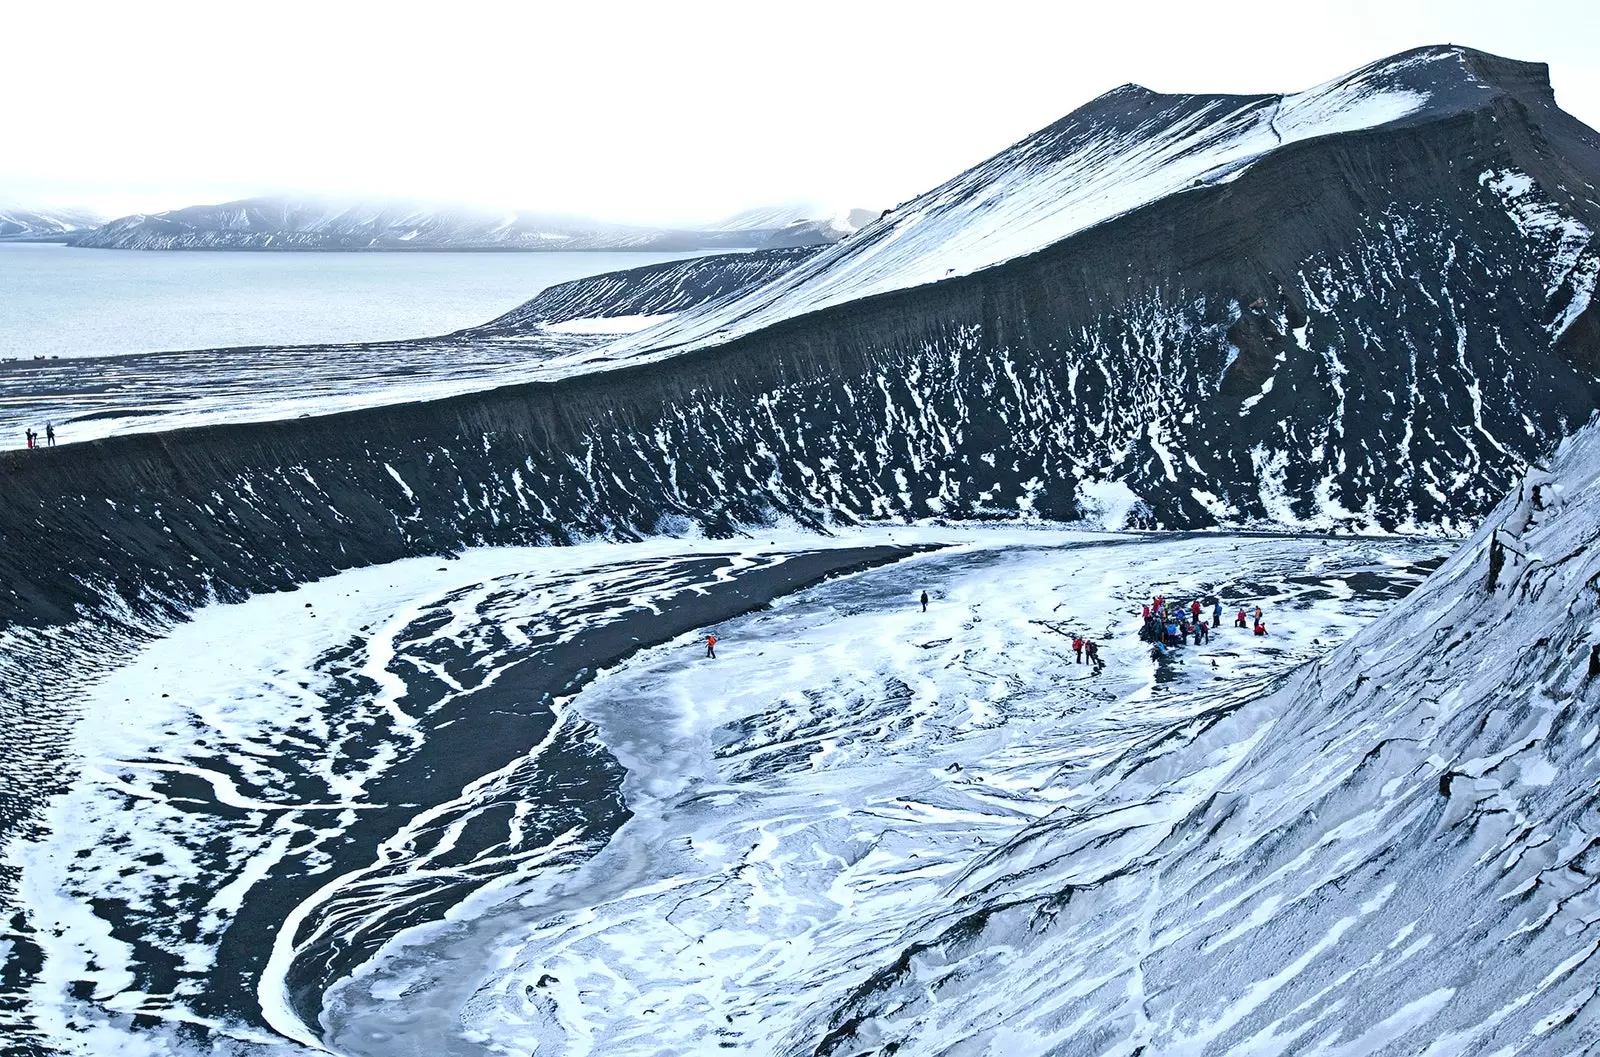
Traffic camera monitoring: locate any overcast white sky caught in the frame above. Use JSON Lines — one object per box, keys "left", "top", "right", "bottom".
{"left": 4, "top": 0, "right": 1597, "bottom": 225}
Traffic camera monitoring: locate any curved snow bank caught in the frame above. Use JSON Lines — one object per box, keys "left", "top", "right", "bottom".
{"left": 807, "top": 418, "right": 1600, "bottom": 1054}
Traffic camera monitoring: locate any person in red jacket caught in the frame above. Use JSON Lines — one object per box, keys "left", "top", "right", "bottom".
{"left": 1236, "top": 608, "right": 1248, "bottom": 628}
{"left": 1073, "top": 636, "right": 1085, "bottom": 664}
{"left": 1254, "top": 621, "right": 1268, "bottom": 636}
{"left": 706, "top": 635, "right": 717, "bottom": 658}
{"left": 1191, "top": 600, "right": 1202, "bottom": 621}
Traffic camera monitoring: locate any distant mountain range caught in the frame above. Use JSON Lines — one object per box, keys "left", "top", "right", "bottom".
{"left": 62, "top": 197, "right": 875, "bottom": 251}
{"left": 0, "top": 207, "right": 104, "bottom": 242}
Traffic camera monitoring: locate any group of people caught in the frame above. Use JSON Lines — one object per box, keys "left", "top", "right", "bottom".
{"left": 23, "top": 423, "right": 56, "bottom": 449}
{"left": 1141, "top": 594, "right": 1270, "bottom": 658}
{"left": 701, "top": 588, "right": 1270, "bottom": 669}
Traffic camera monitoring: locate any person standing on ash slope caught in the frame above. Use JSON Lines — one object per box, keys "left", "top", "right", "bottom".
{"left": 920, "top": 590, "right": 929, "bottom": 613}
{"left": 705, "top": 634, "right": 717, "bottom": 659}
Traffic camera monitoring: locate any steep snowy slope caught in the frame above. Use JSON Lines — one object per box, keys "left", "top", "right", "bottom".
{"left": 799, "top": 417, "right": 1600, "bottom": 1057}
{"left": 70, "top": 198, "right": 860, "bottom": 251}
{"left": 0, "top": 207, "right": 103, "bottom": 241}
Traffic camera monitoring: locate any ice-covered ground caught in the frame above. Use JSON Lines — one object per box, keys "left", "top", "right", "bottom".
{"left": 3, "top": 525, "right": 1450, "bottom": 1055}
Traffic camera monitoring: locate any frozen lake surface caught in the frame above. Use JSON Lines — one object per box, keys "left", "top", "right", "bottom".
{"left": 0, "top": 244, "right": 709, "bottom": 361}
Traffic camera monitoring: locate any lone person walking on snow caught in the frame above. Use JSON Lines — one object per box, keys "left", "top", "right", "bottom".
{"left": 705, "top": 635, "right": 717, "bottom": 659}
{"left": 921, "top": 590, "right": 929, "bottom": 613}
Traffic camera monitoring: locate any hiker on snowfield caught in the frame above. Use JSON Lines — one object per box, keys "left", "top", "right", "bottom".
{"left": 920, "top": 590, "right": 929, "bottom": 613}
{"left": 1073, "top": 636, "right": 1084, "bottom": 663}
{"left": 1236, "top": 608, "right": 1248, "bottom": 628}
{"left": 1142, "top": 604, "right": 1151, "bottom": 621}
{"left": 1254, "top": 621, "right": 1268, "bottom": 636}
{"left": 1191, "top": 600, "right": 1202, "bottom": 621}
{"left": 1086, "top": 640, "right": 1101, "bottom": 669}
{"left": 706, "top": 635, "right": 717, "bottom": 658}
{"left": 1255, "top": 606, "right": 1264, "bottom": 624}
{"left": 1212, "top": 601, "right": 1222, "bottom": 627}
{"left": 1198, "top": 621, "right": 1209, "bottom": 644}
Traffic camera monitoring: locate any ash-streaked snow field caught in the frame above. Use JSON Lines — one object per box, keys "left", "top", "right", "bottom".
{"left": 4, "top": 526, "right": 1453, "bottom": 1055}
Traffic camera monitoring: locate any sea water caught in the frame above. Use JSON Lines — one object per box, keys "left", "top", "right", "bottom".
{"left": 0, "top": 243, "right": 711, "bottom": 360}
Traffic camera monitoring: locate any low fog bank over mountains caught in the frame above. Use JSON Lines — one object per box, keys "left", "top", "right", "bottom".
{"left": 3, "top": 45, "right": 1600, "bottom": 628}
{"left": 65, "top": 197, "right": 876, "bottom": 251}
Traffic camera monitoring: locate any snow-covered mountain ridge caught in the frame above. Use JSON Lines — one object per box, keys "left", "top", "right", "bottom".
{"left": 68, "top": 197, "right": 865, "bottom": 251}
{"left": 0, "top": 206, "right": 103, "bottom": 241}
{"left": 609, "top": 46, "right": 1557, "bottom": 357}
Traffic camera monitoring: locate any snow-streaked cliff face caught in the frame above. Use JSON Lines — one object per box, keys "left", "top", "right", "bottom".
{"left": 9, "top": 46, "right": 1599, "bottom": 540}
